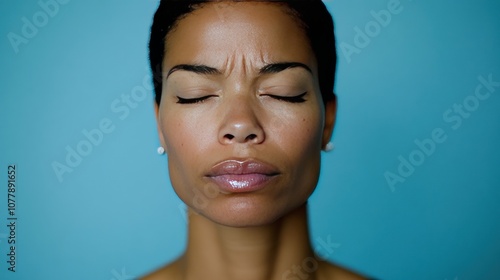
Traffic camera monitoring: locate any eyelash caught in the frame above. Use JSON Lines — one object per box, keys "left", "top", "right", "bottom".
{"left": 265, "top": 92, "right": 307, "bottom": 103}
{"left": 175, "top": 92, "right": 307, "bottom": 104}
{"left": 176, "top": 95, "right": 215, "bottom": 104}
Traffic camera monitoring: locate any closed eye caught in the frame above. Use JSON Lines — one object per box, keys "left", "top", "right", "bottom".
{"left": 176, "top": 95, "right": 216, "bottom": 104}
{"left": 264, "top": 92, "right": 307, "bottom": 103}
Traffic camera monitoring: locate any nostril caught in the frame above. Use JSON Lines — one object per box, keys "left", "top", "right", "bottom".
{"left": 246, "top": 134, "right": 257, "bottom": 141}
{"left": 224, "top": 134, "right": 235, "bottom": 140}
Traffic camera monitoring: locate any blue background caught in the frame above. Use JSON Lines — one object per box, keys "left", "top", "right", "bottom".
{"left": 1, "top": 0, "right": 499, "bottom": 279}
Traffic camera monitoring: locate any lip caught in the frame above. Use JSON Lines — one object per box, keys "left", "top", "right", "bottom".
{"left": 205, "top": 159, "right": 280, "bottom": 193}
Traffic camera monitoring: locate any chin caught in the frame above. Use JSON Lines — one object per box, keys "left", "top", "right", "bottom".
{"left": 194, "top": 195, "right": 304, "bottom": 228}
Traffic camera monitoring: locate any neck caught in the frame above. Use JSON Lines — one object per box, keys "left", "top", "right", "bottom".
{"left": 179, "top": 204, "right": 315, "bottom": 280}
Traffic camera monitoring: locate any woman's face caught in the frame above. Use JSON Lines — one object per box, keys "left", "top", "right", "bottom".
{"left": 157, "top": 2, "right": 335, "bottom": 227}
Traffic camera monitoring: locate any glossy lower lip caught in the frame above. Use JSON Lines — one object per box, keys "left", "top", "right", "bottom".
{"left": 208, "top": 174, "right": 277, "bottom": 193}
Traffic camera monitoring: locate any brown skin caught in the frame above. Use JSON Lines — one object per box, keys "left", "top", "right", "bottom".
{"left": 143, "top": 2, "right": 365, "bottom": 280}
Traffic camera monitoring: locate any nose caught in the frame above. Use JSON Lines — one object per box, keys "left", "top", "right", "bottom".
{"left": 218, "top": 97, "right": 265, "bottom": 145}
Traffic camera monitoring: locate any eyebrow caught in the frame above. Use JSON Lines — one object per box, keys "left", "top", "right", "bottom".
{"left": 166, "top": 62, "right": 312, "bottom": 79}
{"left": 259, "top": 62, "right": 312, "bottom": 75}
{"left": 167, "top": 64, "right": 221, "bottom": 78}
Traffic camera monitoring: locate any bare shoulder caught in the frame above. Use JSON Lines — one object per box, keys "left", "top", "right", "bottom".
{"left": 317, "top": 260, "right": 370, "bottom": 280}
{"left": 140, "top": 258, "right": 182, "bottom": 280}
{"left": 140, "top": 258, "right": 370, "bottom": 280}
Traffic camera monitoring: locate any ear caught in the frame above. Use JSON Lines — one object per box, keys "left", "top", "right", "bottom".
{"left": 154, "top": 102, "right": 167, "bottom": 152}
{"left": 322, "top": 95, "right": 337, "bottom": 148}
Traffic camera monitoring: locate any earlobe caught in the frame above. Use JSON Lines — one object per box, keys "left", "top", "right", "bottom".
{"left": 154, "top": 101, "right": 167, "bottom": 154}
{"left": 322, "top": 95, "right": 337, "bottom": 148}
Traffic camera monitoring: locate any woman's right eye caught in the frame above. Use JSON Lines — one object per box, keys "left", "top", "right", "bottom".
{"left": 176, "top": 95, "right": 215, "bottom": 104}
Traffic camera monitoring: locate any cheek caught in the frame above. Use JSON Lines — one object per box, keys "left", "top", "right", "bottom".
{"left": 159, "top": 111, "right": 214, "bottom": 203}
{"left": 271, "top": 106, "right": 324, "bottom": 198}
{"left": 161, "top": 110, "right": 213, "bottom": 157}
{"left": 160, "top": 112, "right": 205, "bottom": 187}
{"left": 271, "top": 107, "right": 324, "bottom": 159}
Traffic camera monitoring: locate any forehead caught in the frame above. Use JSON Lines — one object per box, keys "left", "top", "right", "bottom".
{"left": 163, "top": 2, "right": 316, "bottom": 72}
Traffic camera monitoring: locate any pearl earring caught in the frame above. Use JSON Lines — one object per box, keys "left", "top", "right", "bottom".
{"left": 157, "top": 146, "right": 165, "bottom": 155}
{"left": 324, "top": 142, "right": 334, "bottom": 152}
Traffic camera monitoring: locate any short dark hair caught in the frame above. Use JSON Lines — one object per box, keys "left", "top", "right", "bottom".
{"left": 149, "top": 0, "right": 336, "bottom": 105}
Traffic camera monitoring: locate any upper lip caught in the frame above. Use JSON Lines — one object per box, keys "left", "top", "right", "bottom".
{"left": 206, "top": 159, "right": 280, "bottom": 177}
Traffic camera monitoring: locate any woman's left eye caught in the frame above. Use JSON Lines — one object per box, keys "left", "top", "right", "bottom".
{"left": 264, "top": 92, "right": 307, "bottom": 103}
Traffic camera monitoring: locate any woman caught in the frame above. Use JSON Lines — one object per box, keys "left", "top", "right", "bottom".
{"left": 143, "top": 0, "right": 370, "bottom": 279}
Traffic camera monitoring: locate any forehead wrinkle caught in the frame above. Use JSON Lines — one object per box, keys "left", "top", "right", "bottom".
{"left": 220, "top": 52, "right": 264, "bottom": 79}
{"left": 221, "top": 52, "right": 236, "bottom": 78}
{"left": 216, "top": 52, "right": 274, "bottom": 95}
